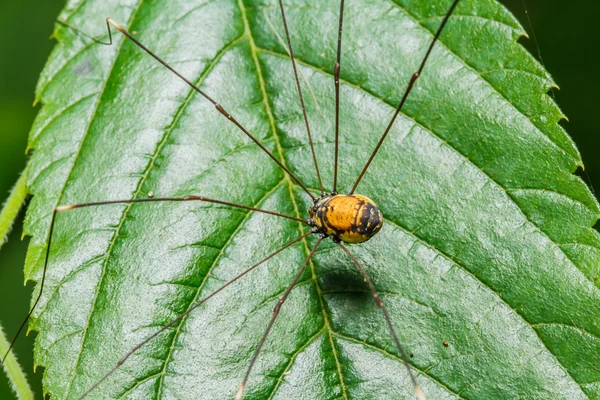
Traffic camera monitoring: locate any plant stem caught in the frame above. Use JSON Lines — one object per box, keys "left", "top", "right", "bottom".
{"left": 0, "top": 322, "right": 34, "bottom": 400}
{"left": 0, "top": 169, "right": 33, "bottom": 398}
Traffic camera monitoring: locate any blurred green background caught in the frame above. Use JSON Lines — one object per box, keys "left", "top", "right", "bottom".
{"left": 0, "top": 0, "right": 598, "bottom": 398}
{"left": 0, "top": 1, "right": 65, "bottom": 398}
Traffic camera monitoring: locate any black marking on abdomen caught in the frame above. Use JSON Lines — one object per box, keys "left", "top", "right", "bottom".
{"left": 357, "top": 202, "right": 381, "bottom": 235}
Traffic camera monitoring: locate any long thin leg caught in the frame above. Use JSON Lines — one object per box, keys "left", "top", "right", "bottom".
{"left": 350, "top": 0, "right": 461, "bottom": 194}
{"left": 77, "top": 231, "right": 314, "bottom": 399}
{"left": 55, "top": 195, "right": 307, "bottom": 223}
{"left": 338, "top": 243, "right": 425, "bottom": 400}
{"left": 1, "top": 195, "right": 307, "bottom": 365}
{"left": 57, "top": 18, "right": 317, "bottom": 201}
{"left": 1, "top": 208, "right": 56, "bottom": 365}
{"left": 277, "top": 0, "right": 324, "bottom": 194}
{"left": 333, "top": 0, "right": 345, "bottom": 194}
{"left": 235, "top": 237, "right": 324, "bottom": 400}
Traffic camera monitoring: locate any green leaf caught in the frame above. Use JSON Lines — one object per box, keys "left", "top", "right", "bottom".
{"left": 20, "top": 0, "right": 600, "bottom": 398}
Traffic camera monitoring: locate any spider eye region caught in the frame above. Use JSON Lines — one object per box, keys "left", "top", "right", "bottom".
{"left": 310, "top": 194, "right": 383, "bottom": 244}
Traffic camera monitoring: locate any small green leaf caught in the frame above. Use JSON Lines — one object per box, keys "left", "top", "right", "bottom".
{"left": 0, "top": 169, "right": 28, "bottom": 251}
{"left": 20, "top": 0, "right": 600, "bottom": 399}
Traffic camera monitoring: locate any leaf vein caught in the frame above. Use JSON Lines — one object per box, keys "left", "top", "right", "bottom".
{"left": 152, "top": 178, "right": 287, "bottom": 398}
{"left": 239, "top": 0, "right": 351, "bottom": 397}
{"left": 381, "top": 216, "right": 586, "bottom": 394}
{"left": 333, "top": 332, "right": 466, "bottom": 399}
{"left": 60, "top": 2, "right": 148, "bottom": 397}
{"left": 388, "top": 0, "right": 575, "bottom": 162}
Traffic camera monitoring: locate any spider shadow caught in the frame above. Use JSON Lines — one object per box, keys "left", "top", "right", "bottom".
{"left": 315, "top": 254, "right": 375, "bottom": 307}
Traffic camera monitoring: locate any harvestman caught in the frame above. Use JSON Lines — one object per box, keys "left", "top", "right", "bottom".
{"left": 2, "top": 0, "right": 461, "bottom": 398}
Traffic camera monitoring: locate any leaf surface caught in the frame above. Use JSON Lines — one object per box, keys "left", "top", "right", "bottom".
{"left": 22, "top": 0, "right": 600, "bottom": 398}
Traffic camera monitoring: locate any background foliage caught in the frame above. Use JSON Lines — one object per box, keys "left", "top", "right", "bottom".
{"left": 0, "top": 0, "right": 598, "bottom": 398}
{"left": 0, "top": 1, "right": 67, "bottom": 397}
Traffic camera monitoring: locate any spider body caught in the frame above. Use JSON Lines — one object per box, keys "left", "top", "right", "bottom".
{"left": 309, "top": 193, "right": 383, "bottom": 243}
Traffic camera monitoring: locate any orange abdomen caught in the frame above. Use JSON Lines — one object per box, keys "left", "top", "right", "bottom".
{"left": 311, "top": 194, "right": 383, "bottom": 244}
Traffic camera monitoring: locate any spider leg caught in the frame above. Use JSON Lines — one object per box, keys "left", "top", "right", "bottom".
{"left": 56, "top": 18, "right": 317, "bottom": 201}
{"left": 350, "top": 0, "right": 461, "bottom": 194}
{"left": 277, "top": 0, "right": 324, "bottom": 194}
{"left": 1, "top": 195, "right": 307, "bottom": 366}
{"left": 338, "top": 243, "right": 425, "bottom": 400}
{"left": 234, "top": 236, "right": 324, "bottom": 400}
{"left": 77, "top": 230, "right": 315, "bottom": 399}
{"left": 333, "top": 0, "right": 345, "bottom": 194}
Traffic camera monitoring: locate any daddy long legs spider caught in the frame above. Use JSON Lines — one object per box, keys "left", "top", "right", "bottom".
{"left": 3, "top": 0, "right": 599, "bottom": 399}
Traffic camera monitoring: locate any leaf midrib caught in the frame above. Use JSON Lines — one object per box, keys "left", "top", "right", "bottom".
{"left": 238, "top": 0, "right": 352, "bottom": 397}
